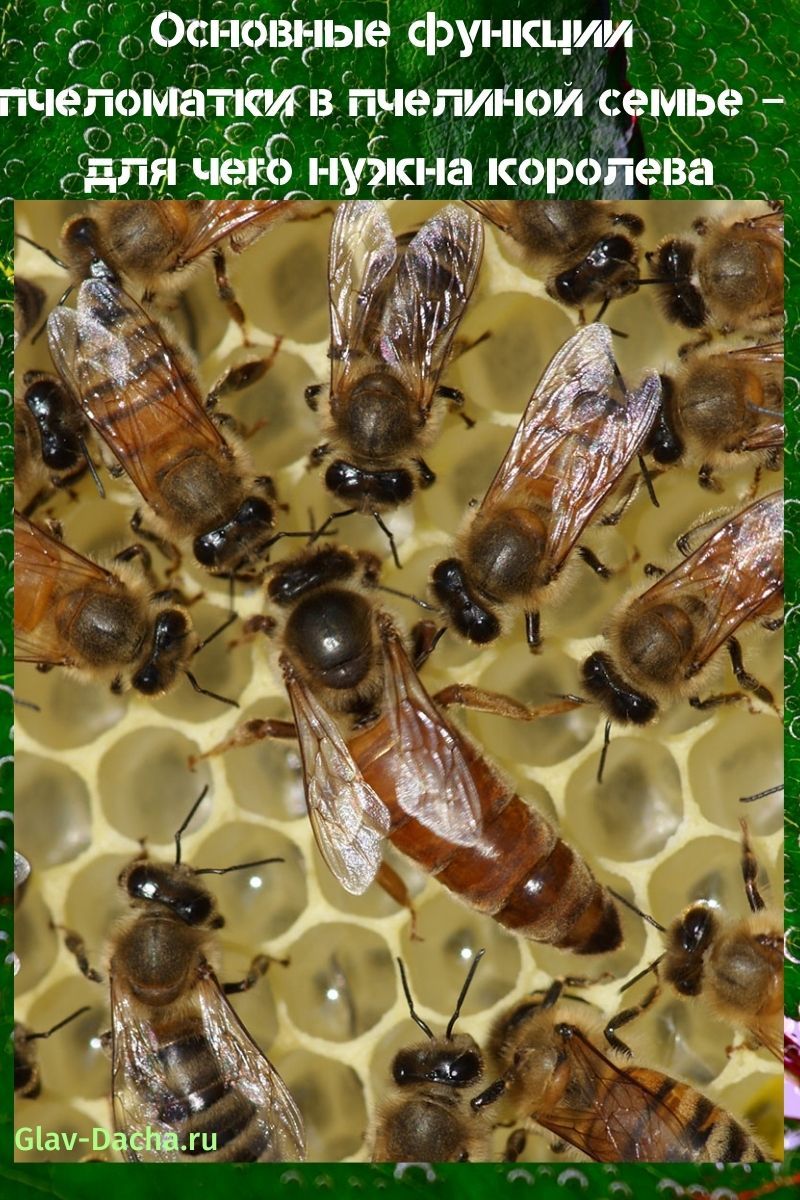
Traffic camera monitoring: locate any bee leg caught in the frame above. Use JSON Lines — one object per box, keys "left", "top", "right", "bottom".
{"left": 698, "top": 463, "right": 723, "bottom": 492}
{"left": 410, "top": 620, "right": 447, "bottom": 668}
{"left": 226, "top": 614, "right": 276, "bottom": 651}
{"left": 689, "top": 691, "right": 744, "bottom": 712}
{"left": 471, "top": 1078, "right": 506, "bottom": 1112}
{"left": 603, "top": 984, "right": 661, "bottom": 1057}
{"left": 304, "top": 384, "right": 323, "bottom": 411}
{"left": 308, "top": 442, "right": 332, "bottom": 470}
{"left": 415, "top": 457, "right": 437, "bottom": 488}
{"left": 739, "top": 817, "right": 766, "bottom": 913}
{"left": 376, "top": 861, "right": 421, "bottom": 940}
{"left": 726, "top": 636, "right": 776, "bottom": 708}
{"left": 223, "top": 953, "right": 289, "bottom": 994}
{"left": 503, "top": 1129, "right": 528, "bottom": 1162}
{"left": 436, "top": 384, "right": 475, "bottom": 429}
{"left": 577, "top": 546, "right": 613, "bottom": 579}
{"left": 188, "top": 717, "right": 298, "bottom": 769}
{"left": 432, "top": 682, "right": 582, "bottom": 723}
{"left": 114, "top": 541, "right": 161, "bottom": 591}
{"left": 525, "top": 609, "right": 541, "bottom": 651}
{"left": 372, "top": 510, "right": 402, "bottom": 569}
{"left": 212, "top": 247, "right": 250, "bottom": 344}
{"left": 60, "top": 926, "right": 103, "bottom": 984}
{"left": 130, "top": 508, "right": 182, "bottom": 576}
{"left": 206, "top": 347, "right": 282, "bottom": 418}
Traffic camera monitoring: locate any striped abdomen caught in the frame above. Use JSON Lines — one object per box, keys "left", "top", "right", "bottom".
{"left": 348, "top": 717, "right": 621, "bottom": 954}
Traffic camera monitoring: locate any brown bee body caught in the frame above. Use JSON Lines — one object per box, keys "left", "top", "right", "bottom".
{"left": 14, "top": 275, "right": 46, "bottom": 346}
{"left": 310, "top": 201, "right": 484, "bottom": 522}
{"left": 372, "top": 952, "right": 490, "bottom": 1162}
{"left": 259, "top": 545, "right": 621, "bottom": 954}
{"left": 482, "top": 987, "right": 770, "bottom": 1163}
{"left": 14, "top": 512, "right": 199, "bottom": 698}
{"left": 14, "top": 1008, "right": 90, "bottom": 1099}
{"left": 467, "top": 201, "right": 644, "bottom": 310}
{"left": 582, "top": 490, "right": 783, "bottom": 726}
{"left": 648, "top": 207, "right": 784, "bottom": 335}
{"left": 14, "top": 371, "right": 91, "bottom": 512}
{"left": 650, "top": 342, "right": 784, "bottom": 479}
{"left": 431, "top": 323, "right": 661, "bottom": 649}
{"left": 46, "top": 270, "right": 279, "bottom": 577}
{"left": 606, "top": 821, "right": 782, "bottom": 1062}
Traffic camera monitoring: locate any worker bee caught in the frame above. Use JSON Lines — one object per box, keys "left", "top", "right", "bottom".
{"left": 372, "top": 950, "right": 490, "bottom": 1162}
{"left": 431, "top": 323, "right": 661, "bottom": 650}
{"left": 14, "top": 371, "right": 96, "bottom": 512}
{"left": 605, "top": 819, "right": 782, "bottom": 1062}
{"left": 648, "top": 341, "right": 784, "bottom": 489}
{"left": 581, "top": 490, "right": 783, "bottom": 732}
{"left": 14, "top": 275, "right": 46, "bottom": 347}
{"left": 199, "top": 544, "right": 622, "bottom": 954}
{"left": 467, "top": 201, "right": 644, "bottom": 316}
{"left": 62, "top": 790, "right": 306, "bottom": 1162}
{"left": 474, "top": 981, "right": 770, "bottom": 1162}
{"left": 46, "top": 267, "right": 289, "bottom": 578}
{"left": 306, "top": 201, "right": 483, "bottom": 564}
{"left": 14, "top": 512, "right": 231, "bottom": 703}
{"left": 14, "top": 1007, "right": 90, "bottom": 1099}
{"left": 647, "top": 206, "right": 784, "bottom": 336}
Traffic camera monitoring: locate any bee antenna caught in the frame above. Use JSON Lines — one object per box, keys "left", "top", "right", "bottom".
{"left": 23, "top": 1005, "right": 91, "bottom": 1042}
{"left": 78, "top": 438, "right": 106, "bottom": 499}
{"left": 396, "top": 957, "right": 435, "bottom": 1040}
{"left": 194, "top": 611, "right": 238, "bottom": 655}
{"left": 619, "top": 954, "right": 666, "bottom": 994}
{"left": 446, "top": 948, "right": 486, "bottom": 1039}
{"left": 608, "top": 888, "right": 666, "bottom": 933}
{"left": 372, "top": 510, "right": 401, "bottom": 570}
{"left": 195, "top": 857, "right": 284, "bottom": 876}
{"left": 183, "top": 669, "right": 239, "bottom": 708}
{"left": 174, "top": 785, "right": 210, "bottom": 864}
{"left": 637, "top": 454, "right": 659, "bottom": 509}
{"left": 374, "top": 583, "right": 442, "bottom": 613}
{"left": 596, "top": 719, "right": 612, "bottom": 784}
{"left": 740, "top": 784, "right": 783, "bottom": 802}
{"left": 15, "top": 231, "right": 69, "bottom": 272}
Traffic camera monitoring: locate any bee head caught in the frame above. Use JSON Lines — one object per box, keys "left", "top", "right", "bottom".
{"left": 120, "top": 861, "right": 221, "bottom": 929}
{"left": 391, "top": 1035, "right": 483, "bottom": 1089}
{"left": 430, "top": 558, "right": 501, "bottom": 644}
{"left": 553, "top": 235, "right": 639, "bottom": 306}
{"left": 647, "top": 377, "right": 684, "bottom": 465}
{"left": 193, "top": 495, "right": 274, "bottom": 574}
{"left": 324, "top": 460, "right": 414, "bottom": 508}
{"left": 581, "top": 651, "right": 658, "bottom": 725}
{"left": 132, "top": 608, "right": 192, "bottom": 696}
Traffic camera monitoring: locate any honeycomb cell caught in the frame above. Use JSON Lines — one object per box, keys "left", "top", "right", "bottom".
{"left": 689, "top": 709, "right": 783, "bottom": 834}
{"left": 63, "top": 853, "right": 132, "bottom": 956}
{"left": 280, "top": 1050, "right": 367, "bottom": 1162}
{"left": 221, "top": 698, "right": 307, "bottom": 823}
{"left": 25, "top": 980, "right": 109, "bottom": 1101}
{"left": 15, "top": 664, "right": 128, "bottom": 749}
{"left": 150, "top": 600, "right": 254, "bottom": 723}
{"left": 97, "top": 726, "right": 212, "bottom": 843}
{"left": 15, "top": 754, "right": 91, "bottom": 867}
{"left": 15, "top": 890, "right": 58, "bottom": 995}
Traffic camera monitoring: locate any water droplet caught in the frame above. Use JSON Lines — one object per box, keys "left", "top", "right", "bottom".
{"left": 68, "top": 39, "right": 101, "bottom": 69}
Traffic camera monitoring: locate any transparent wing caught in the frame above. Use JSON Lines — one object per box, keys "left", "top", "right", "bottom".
{"left": 282, "top": 657, "right": 391, "bottom": 894}
{"left": 111, "top": 964, "right": 305, "bottom": 1162}
{"left": 378, "top": 621, "right": 483, "bottom": 845}
{"left": 378, "top": 205, "right": 484, "bottom": 415}
{"left": 14, "top": 512, "right": 118, "bottom": 665}
{"left": 479, "top": 324, "right": 661, "bottom": 570}
{"left": 172, "top": 200, "right": 298, "bottom": 264}
{"left": 464, "top": 200, "right": 515, "bottom": 233}
{"left": 327, "top": 201, "right": 397, "bottom": 397}
{"left": 47, "top": 277, "right": 229, "bottom": 511}
{"left": 633, "top": 491, "right": 783, "bottom": 672}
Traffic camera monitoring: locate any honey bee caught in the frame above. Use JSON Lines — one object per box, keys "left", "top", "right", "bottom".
{"left": 14, "top": 512, "right": 230, "bottom": 702}
{"left": 14, "top": 1007, "right": 90, "bottom": 1099}
{"left": 581, "top": 490, "right": 783, "bottom": 733}
{"left": 467, "top": 201, "right": 644, "bottom": 316}
{"left": 431, "top": 323, "right": 661, "bottom": 649}
{"left": 372, "top": 950, "right": 490, "bottom": 1162}
{"left": 474, "top": 981, "right": 770, "bottom": 1162}
{"left": 306, "top": 201, "right": 483, "bottom": 564}
{"left": 648, "top": 341, "right": 784, "bottom": 489}
{"left": 14, "top": 371, "right": 96, "bottom": 512}
{"left": 604, "top": 819, "right": 782, "bottom": 1062}
{"left": 46, "top": 267, "right": 289, "bottom": 578}
{"left": 62, "top": 790, "right": 306, "bottom": 1162}
{"left": 647, "top": 206, "right": 784, "bottom": 336}
{"left": 199, "top": 544, "right": 622, "bottom": 954}
{"left": 50, "top": 200, "right": 319, "bottom": 330}
{"left": 14, "top": 275, "right": 46, "bottom": 347}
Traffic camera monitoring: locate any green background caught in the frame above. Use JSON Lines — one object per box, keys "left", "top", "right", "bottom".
{"left": 0, "top": 0, "right": 797, "bottom": 1194}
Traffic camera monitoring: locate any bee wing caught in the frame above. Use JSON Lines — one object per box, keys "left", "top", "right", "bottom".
{"left": 739, "top": 208, "right": 784, "bottom": 243}
{"left": 47, "top": 277, "right": 229, "bottom": 511}
{"left": 535, "top": 1031, "right": 697, "bottom": 1162}
{"left": 634, "top": 491, "right": 783, "bottom": 672}
{"left": 379, "top": 205, "right": 484, "bottom": 416}
{"left": 172, "top": 200, "right": 297, "bottom": 263}
{"left": 327, "top": 201, "right": 397, "bottom": 394}
{"left": 378, "top": 623, "right": 483, "bottom": 846}
{"left": 282, "top": 658, "right": 391, "bottom": 894}
{"left": 14, "top": 512, "right": 118, "bottom": 665}
{"left": 724, "top": 341, "right": 784, "bottom": 366}
{"left": 464, "top": 200, "right": 515, "bottom": 232}
{"left": 479, "top": 324, "right": 661, "bottom": 571}
{"left": 110, "top": 965, "right": 305, "bottom": 1162}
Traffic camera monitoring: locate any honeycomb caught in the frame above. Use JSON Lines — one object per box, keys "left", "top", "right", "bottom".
{"left": 12, "top": 200, "right": 783, "bottom": 1164}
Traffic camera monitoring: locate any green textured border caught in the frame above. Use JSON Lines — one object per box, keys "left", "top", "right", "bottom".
{"left": 1, "top": 0, "right": 798, "bottom": 1194}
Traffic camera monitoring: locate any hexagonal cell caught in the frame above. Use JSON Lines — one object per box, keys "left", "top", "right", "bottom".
{"left": 222, "top": 698, "right": 307, "bottom": 824}
{"left": 239, "top": 214, "right": 331, "bottom": 344}
{"left": 689, "top": 709, "right": 782, "bottom": 834}
{"left": 418, "top": 421, "right": 519, "bottom": 542}
{"left": 280, "top": 1049, "right": 367, "bottom": 1162}
{"left": 278, "top": 923, "right": 395, "bottom": 1042}
{"left": 63, "top": 853, "right": 132, "bottom": 958}
{"left": 195, "top": 821, "right": 307, "bottom": 943}
{"left": 15, "top": 664, "right": 128, "bottom": 750}
{"left": 24, "top": 979, "right": 109, "bottom": 1101}
{"left": 14, "top": 890, "right": 58, "bottom": 996}
{"left": 97, "top": 726, "right": 212, "bottom": 844}
{"left": 150, "top": 599, "right": 254, "bottom": 723}
{"left": 15, "top": 753, "right": 91, "bottom": 867}
{"left": 216, "top": 950, "right": 280, "bottom": 1056}
{"left": 564, "top": 737, "right": 682, "bottom": 862}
